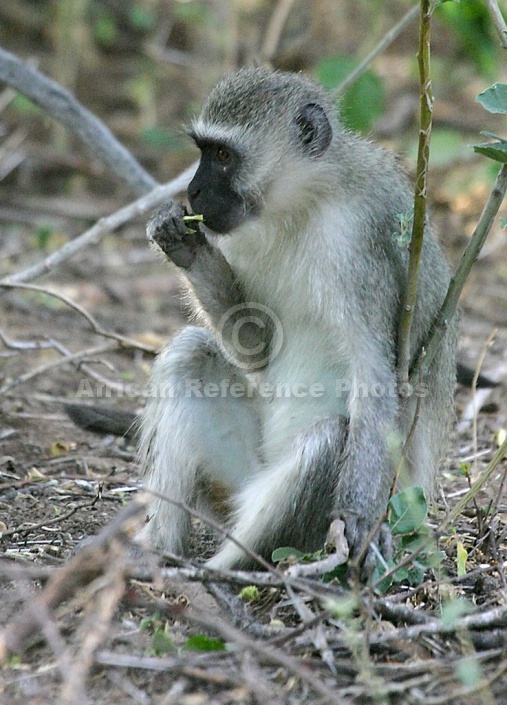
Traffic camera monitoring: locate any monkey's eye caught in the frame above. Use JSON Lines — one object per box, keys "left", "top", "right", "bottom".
{"left": 214, "top": 145, "right": 230, "bottom": 164}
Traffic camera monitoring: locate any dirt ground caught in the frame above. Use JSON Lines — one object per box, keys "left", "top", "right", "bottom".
{"left": 0, "top": 155, "right": 507, "bottom": 705}
{"left": 1, "top": 3, "right": 507, "bottom": 703}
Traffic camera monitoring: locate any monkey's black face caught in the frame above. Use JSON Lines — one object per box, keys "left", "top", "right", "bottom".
{"left": 188, "top": 140, "right": 255, "bottom": 234}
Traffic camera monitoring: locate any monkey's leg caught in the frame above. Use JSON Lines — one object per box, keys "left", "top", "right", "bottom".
{"left": 137, "top": 326, "right": 261, "bottom": 555}
{"left": 206, "top": 417, "right": 347, "bottom": 570}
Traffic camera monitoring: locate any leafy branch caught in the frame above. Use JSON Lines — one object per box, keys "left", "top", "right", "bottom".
{"left": 399, "top": 2, "right": 507, "bottom": 385}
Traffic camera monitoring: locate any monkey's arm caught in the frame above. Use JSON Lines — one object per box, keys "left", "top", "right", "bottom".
{"left": 148, "top": 201, "right": 273, "bottom": 368}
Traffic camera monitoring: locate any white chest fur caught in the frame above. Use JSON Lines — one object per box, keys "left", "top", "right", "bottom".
{"left": 216, "top": 203, "right": 362, "bottom": 460}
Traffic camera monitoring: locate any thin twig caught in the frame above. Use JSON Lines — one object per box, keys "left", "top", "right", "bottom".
{"left": 62, "top": 555, "right": 127, "bottom": 704}
{"left": 0, "top": 164, "right": 196, "bottom": 286}
{"left": 0, "top": 282, "right": 156, "bottom": 354}
{"left": 285, "top": 583, "right": 337, "bottom": 675}
{"left": 171, "top": 604, "right": 349, "bottom": 705}
{"left": 415, "top": 163, "right": 507, "bottom": 380}
{"left": 372, "top": 433, "right": 507, "bottom": 591}
{"left": 397, "top": 0, "right": 433, "bottom": 386}
{"left": 484, "top": 0, "right": 507, "bottom": 49}
{"left": 332, "top": 4, "right": 420, "bottom": 97}
{"left": 0, "top": 496, "right": 100, "bottom": 538}
{"left": 471, "top": 329, "right": 497, "bottom": 475}
{"left": 260, "top": 0, "right": 298, "bottom": 64}
{"left": 0, "top": 493, "right": 150, "bottom": 660}
{"left": 0, "top": 47, "right": 156, "bottom": 194}
{"left": 0, "top": 326, "right": 136, "bottom": 395}
{"left": 0, "top": 341, "right": 118, "bottom": 395}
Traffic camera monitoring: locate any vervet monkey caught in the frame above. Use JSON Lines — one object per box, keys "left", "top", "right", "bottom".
{"left": 128, "top": 68, "right": 459, "bottom": 569}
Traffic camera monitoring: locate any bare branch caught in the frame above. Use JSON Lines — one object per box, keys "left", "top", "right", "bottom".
{"left": 332, "top": 4, "right": 419, "bottom": 97}
{"left": 484, "top": 0, "right": 507, "bottom": 49}
{"left": 260, "top": 0, "right": 298, "bottom": 64}
{"left": 397, "top": 0, "right": 433, "bottom": 386}
{"left": 0, "top": 163, "right": 196, "bottom": 286}
{"left": 0, "top": 282, "right": 156, "bottom": 354}
{"left": 0, "top": 340, "right": 118, "bottom": 395}
{"left": 415, "top": 163, "right": 507, "bottom": 379}
{"left": 0, "top": 47, "right": 157, "bottom": 194}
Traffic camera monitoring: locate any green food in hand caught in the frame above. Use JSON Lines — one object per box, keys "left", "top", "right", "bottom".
{"left": 183, "top": 214, "right": 204, "bottom": 234}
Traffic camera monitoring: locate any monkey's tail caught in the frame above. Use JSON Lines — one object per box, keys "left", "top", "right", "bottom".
{"left": 63, "top": 403, "right": 138, "bottom": 439}
{"left": 456, "top": 363, "right": 499, "bottom": 389}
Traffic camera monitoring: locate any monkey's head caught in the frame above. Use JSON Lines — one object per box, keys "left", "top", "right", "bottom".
{"left": 187, "top": 68, "right": 340, "bottom": 234}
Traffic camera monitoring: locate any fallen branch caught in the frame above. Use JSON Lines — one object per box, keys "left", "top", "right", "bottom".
{"left": 0, "top": 340, "right": 118, "bottom": 395}
{"left": 0, "top": 163, "right": 196, "bottom": 286}
{"left": 0, "top": 493, "right": 149, "bottom": 660}
{"left": 0, "top": 282, "right": 157, "bottom": 353}
{"left": 0, "top": 47, "right": 156, "bottom": 195}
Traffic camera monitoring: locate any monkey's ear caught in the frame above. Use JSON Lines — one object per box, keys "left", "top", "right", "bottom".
{"left": 295, "top": 103, "right": 332, "bottom": 158}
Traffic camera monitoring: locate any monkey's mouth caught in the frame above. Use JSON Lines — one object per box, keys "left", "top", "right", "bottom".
{"left": 199, "top": 198, "right": 261, "bottom": 235}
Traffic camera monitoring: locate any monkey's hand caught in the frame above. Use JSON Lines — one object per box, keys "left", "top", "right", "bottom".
{"left": 147, "top": 201, "right": 207, "bottom": 270}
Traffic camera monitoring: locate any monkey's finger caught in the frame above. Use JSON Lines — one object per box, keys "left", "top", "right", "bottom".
{"left": 147, "top": 201, "right": 189, "bottom": 241}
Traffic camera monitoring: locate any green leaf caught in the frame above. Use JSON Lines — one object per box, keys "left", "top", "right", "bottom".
{"left": 441, "top": 597, "right": 474, "bottom": 629}
{"left": 140, "top": 127, "right": 177, "bottom": 149}
{"left": 151, "top": 627, "right": 173, "bottom": 655}
{"left": 388, "top": 487, "right": 428, "bottom": 535}
{"left": 129, "top": 5, "right": 156, "bottom": 31}
{"left": 315, "top": 56, "right": 384, "bottom": 133}
{"left": 476, "top": 83, "right": 507, "bottom": 114}
{"left": 239, "top": 585, "right": 260, "bottom": 602}
{"left": 174, "top": 2, "right": 208, "bottom": 24}
{"left": 456, "top": 657, "right": 483, "bottom": 688}
{"left": 372, "top": 558, "right": 395, "bottom": 593}
{"left": 400, "top": 526, "right": 430, "bottom": 551}
{"left": 94, "top": 13, "right": 117, "bottom": 47}
{"left": 36, "top": 224, "right": 54, "bottom": 250}
{"left": 323, "top": 563, "right": 349, "bottom": 586}
{"left": 184, "top": 635, "right": 225, "bottom": 652}
{"left": 271, "top": 546, "right": 305, "bottom": 563}
{"left": 473, "top": 141, "right": 507, "bottom": 164}
{"left": 437, "top": 1, "right": 497, "bottom": 77}
{"left": 11, "top": 94, "right": 40, "bottom": 116}
{"left": 405, "top": 564, "right": 426, "bottom": 585}
{"left": 456, "top": 541, "right": 468, "bottom": 576}
{"left": 480, "top": 131, "right": 506, "bottom": 142}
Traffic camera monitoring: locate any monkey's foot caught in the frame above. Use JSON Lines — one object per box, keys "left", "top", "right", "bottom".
{"left": 332, "top": 512, "right": 394, "bottom": 580}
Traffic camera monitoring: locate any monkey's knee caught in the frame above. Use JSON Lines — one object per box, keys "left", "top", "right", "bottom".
{"left": 152, "top": 326, "right": 225, "bottom": 385}
{"left": 139, "top": 326, "right": 260, "bottom": 555}
{"left": 207, "top": 415, "right": 348, "bottom": 570}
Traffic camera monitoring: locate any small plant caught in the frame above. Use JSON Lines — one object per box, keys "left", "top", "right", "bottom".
{"left": 373, "top": 487, "right": 443, "bottom": 592}
{"left": 140, "top": 612, "right": 174, "bottom": 656}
